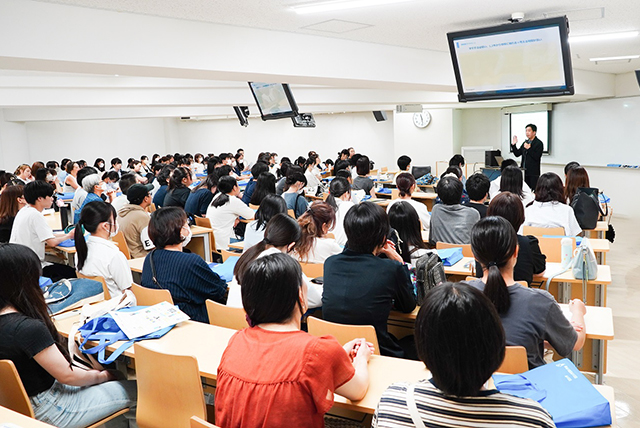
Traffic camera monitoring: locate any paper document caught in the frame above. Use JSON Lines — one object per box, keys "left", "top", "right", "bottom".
{"left": 111, "top": 302, "right": 189, "bottom": 339}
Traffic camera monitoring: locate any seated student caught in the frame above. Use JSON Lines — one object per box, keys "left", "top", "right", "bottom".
{"left": 62, "top": 161, "right": 80, "bottom": 192}
{"left": 467, "top": 216, "right": 585, "bottom": 368}
{"left": 282, "top": 171, "right": 309, "bottom": 218}
{"left": 151, "top": 165, "right": 175, "bottom": 208}
{"left": 326, "top": 177, "right": 354, "bottom": 246}
{"left": 163, "top": 166, "right": 192, "bottom": 209}
{"left": 449, "top": 154, "right": 466, "bottom": 185}
{"left": 110, "top": 173, "right": 136, "bottom": 213}
{"left": 93, "top": 158, "right": 106, "bottom": 172}
{"left": 485, "top": 192, "right": 546, "bottom": 286}
{"left": 275, "top": 161, "right": 291, "bottom": 196}
{"left": 74, "top": 201, "right": 134, "bottom": 298}
{"left": 141, "top": 207, "right": 226, "bottom": 322}
{"left": 185, "top": 173, "right": 217, "bottom": 217}
{"left": 386, "top": 173, "right": 430, "bottom": 231}
{"left": 303, "top": 155, "right": 324, "bottom": 195}
{"left": 101, "top": 170, "right": 120, "bottom": 193}
{"left": 109, "top": 157, "right": 123, "bottom": 178}
{"left": 13, "top": 164, "right": 32, "bottom": 186}
{"left": 0, "top": 185, "right": 26, "bottom": 243}
{"left": 335, "top": 169, "right": 365, "bottom": 204}
{"left": 351, "top": 155, "right": 376, "bottom": 198}
{"left": 488, "top": 158, "right": 529, "bottom": 198}
{"left": 295, "top": 202, "right": 342, "bottom": 264}
{"left": 0, "top": 243, "right": 137, "bottom": 428}
{"left": 206, "top": 175, "right": 255, "bottom": 250}
{"left": 429, "top": 176, "right": 480, "bottom": 245}
{"left": 228, "top": 213, "right": 325, "bottom": 308}
{"left": 494, "top": 166, "right": 534, "bottom": 207}
{"left": 373, "top": 282, "right": 555, "bottom": 428}
{"left": 73, "top": 174, "right": 115, "bottom": 224}
{"left": 323, "top": 202, "right": 416, "bottom": 358}
{"left": 71, "top": 166, "right": 98, "bottom": 212}
{"left": 463, "top": 172, "right": 490, "bottom": 218}
{"left": 249, "top": 172, "right": 276, "bottom": 206}
{"left": 241, "top": 162, "right": 269, "bottom": 205}
{"left": 130, "top": 160, "right": 148, "bottom": 184}
{"left": 388, "top": 202, "right": 432, "bottom": 266}
{"left": 243, "top": 194, "right": 288, "bottom": 251}
{"left": 335, "top": 148, "right": 350, "bottom": 166}
{"left": 215, "top": 253, "right": 372, "bottom": 428}
{"left": 565, "top": 166, "right": 590, "bottom": 204}
{"left": 118, "top": 183, "right": 155, "bottom": 259}
{"left": 564, "top": 160, "right": 581, "bottom": 183}
{"left": 523, "top": 173, "right": 582, "bottom": 236}
{"left": 396, "top": 155, "right": 412, "bottom": 179}
{"left": 437, "top": 165, "right": 470, "bottom": 205}
{"left": 10, "top": 181, "right": 75, "bottom": 282}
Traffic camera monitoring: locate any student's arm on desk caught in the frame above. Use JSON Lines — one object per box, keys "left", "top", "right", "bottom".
{"left": 45, "top": 230, "right": 73, "bottom": 247}
{"left": 569, "top": 299, "right": 587, "bottom": 351}
{"left": 335, "top": 339, "right": 372, "bottom": 401}
{"left": 34, "top": 345, "right": 116, "bottom": 387}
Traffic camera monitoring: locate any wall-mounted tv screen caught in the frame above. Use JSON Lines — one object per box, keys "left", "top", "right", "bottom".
{"left": 248, "top": 82, "right": 299, "bottom": 120}
{"left": 447, "top": 17, "right": 574, "bottom": 102}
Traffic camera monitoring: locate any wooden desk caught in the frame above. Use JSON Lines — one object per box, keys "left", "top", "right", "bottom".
{"left": 44, "top": 210, "right": 62, "bottom": 231}
{"left": 373, "top": 191, "right": 437, "bottom": 211}
{"left": 584, "top": 221, "right": 608, "bottom": 240}
{"left": 589, "top": 238, "right": 610, "bottom": 264}
{"left": 228, "top": 241, "right": 245, "bottom": 251}
{"left": 128, "top": 257, "right": 145, "bottom": 273}
{"left": 185, "top": 225, "right": 214, "bottom": 262}
{"left": 0, "top": 406, "right": 57, "bottom": 427}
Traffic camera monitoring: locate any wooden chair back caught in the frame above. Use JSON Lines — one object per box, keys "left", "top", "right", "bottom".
{"left": 498, "top": 346, "right": 529, "bottom": 374}
{"left": 464, "top": 276, "right": 529, "bottom": 288}
{"left": 148, "top": 203, "right": 156, "bottom": 213}
{"left": 190, "top": 416, "right": 220, "bottom": 428}
{"left": 538, "top": 237, "right": 576, "bottom": 263}
{"left": 307, "top": 317, "right": 380, "bottom": 355}
{"left": 193, "top": 218, "right": 217, "bottom": 255}
{"left": 206, "top": 299, "right": 248, "bottom": 330}
{"left": 76, "top": 271, "right": 110, "bottom": 299}
{"left": 220, "top": 249, "right": 240, "bottom": 262}
{"left": 522, "top": 226, "right": 565, "bottom": 237}
{"left": 391, "top": 189, "right": 400, "bottom": 199}
{"left": 135, "top": 343, "right": 206, "bottom": 428}
{"left": 248, "top": 203, "right": 260, "bottom": 210}
{"left": 0, "top": 360, "right": 34, "bottom": 418}
{"left": 299, "top": 262, "right": 324, "bottom": 278}
{"left": 436, "top": 242, "right": 474, "bottom": 258}
{"left": 287, "top": 209, "right": 295, "bottom": 218}
{"left": 111, "top": 231, "right": 131, "bottom": 260}
{"left": 131, "top": 283, "right": 174, "bottom": 306}
{"left": 381, "top": 167, "right": 388, "bottom": 173}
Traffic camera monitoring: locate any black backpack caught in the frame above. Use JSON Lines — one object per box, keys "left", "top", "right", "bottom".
{"left": 414, "top": 252, "right": 446, "bottom": 305}
{"left": 571, "top": 187, "right": 606, "bottom": 230}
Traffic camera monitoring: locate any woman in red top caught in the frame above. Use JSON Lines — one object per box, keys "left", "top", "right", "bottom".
{"left": 215, "top": 252, "right": 372, "bottom": 428}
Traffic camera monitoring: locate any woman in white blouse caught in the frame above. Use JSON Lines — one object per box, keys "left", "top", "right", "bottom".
{"left": 523, "top": 172, "right": 582, "bottom": 236}
{"left": 326, "top": 177, "right": 354, "bottom": 246}
{"left": 74, "top": 200, "right": 133, "bottom": 298}
{"left": 206, "top": 175, "right": 255, "bottom": 250}
{"left": 489, "top": 166, "right": 534, "bottom": 207}
{"left": 385, "top": 172, "right": 431, "bottom": 232}
{"left": 295, "top": 202, "right": 343, "bottom": 264}
{"left": 303, "top": 155, "right": 324, "bottom": 195}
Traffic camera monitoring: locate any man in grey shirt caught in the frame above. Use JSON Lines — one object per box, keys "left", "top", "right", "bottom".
{"left": 429, "top": 176, "right": 480, "bottom": 245}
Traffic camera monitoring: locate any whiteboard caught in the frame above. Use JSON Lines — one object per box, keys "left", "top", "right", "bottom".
{"left": 544, "top": 96, "right": 640, "bottom": 167}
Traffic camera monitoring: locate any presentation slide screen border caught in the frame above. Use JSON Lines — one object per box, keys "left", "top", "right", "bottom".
{"left": 248, "top": 82, "right": 299, "bottom": 121}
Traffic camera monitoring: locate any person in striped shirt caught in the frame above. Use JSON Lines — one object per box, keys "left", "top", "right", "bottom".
{"left": 373, "top": 282, "right": 556, "bottom": 428}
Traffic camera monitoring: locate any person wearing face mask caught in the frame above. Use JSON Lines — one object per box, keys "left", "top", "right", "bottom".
{"left": 73, "top": 174, "right": 116, "bottom": 224}
{"left": 74, "top": 201, "right": 134, "bottom": 298}
{"left": 140, "top": 207, "right": 227, "bottom": 323}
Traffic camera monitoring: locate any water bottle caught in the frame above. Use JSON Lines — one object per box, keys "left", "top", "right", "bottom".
{"left": 561, "top": 237, "right": 572, "bottom": 268}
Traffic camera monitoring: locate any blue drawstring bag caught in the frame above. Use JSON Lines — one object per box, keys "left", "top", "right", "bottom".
{"left": 77, "top": 306, "right": 174, "bottom": 365}
{"left": 209, "top": 256, "right": 240, "bottom": 283}
{"left": 493, "top": 359, "right": 611, "bottom": 428}
{"left": 436, "top": 247, "right": 463, "bottom": 266}
{"left": 377, "top": 187, "right": 392, "bottom": 194}
{"left": 57, "top": 239, "right": 75, "bottom": 247}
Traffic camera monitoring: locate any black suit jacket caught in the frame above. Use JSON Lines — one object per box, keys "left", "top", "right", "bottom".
{"left": 512, "top": 137, "right": 543, "bottom": 177}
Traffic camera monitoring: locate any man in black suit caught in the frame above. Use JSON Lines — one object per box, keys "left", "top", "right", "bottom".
{"left": 511, "top": 123, "right": 544, "bottom": 190}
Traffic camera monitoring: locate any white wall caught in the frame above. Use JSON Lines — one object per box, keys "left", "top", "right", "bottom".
{"left": 454, "top": 108, "right": 503, "bottom": 153}
{"left": 175, "top": 112, "right": 395, "bottom": 169}
{"left": 393, "top": 109, "right": 454, "bottom": 173}
{"left": 0, "top": 110, "right": 29, "bottom": 171}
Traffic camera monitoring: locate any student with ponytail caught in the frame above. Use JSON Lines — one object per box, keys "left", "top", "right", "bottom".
{"left": 385, "top": 172, "right": 430, "bottom": 231}
{"left": 74, "top": 201, "right": 133, "bottom": 298}
{"left": 227, "top": 213, "right": 322, "bottom": 310}
{"left": 326, "top": 177, "right": 353, "bottom": 246}
{"left": 295, "top": 202, "right": 342, "bottom": 263}
{"left": 467, "top": 216, "right": 586, "bottom": 368}
{"left": 243, "top": 194, "right": 288, "bottom": 251}
{"left": 205, "top": 175, "right": 255, "bottom": 250}
{"left": 163, "top": 166, "right": 193, "bottom": 208}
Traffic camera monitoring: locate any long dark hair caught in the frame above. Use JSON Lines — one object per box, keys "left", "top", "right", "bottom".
{"left": 534, "top": 173, "right": 565, "bottom": 204}
{"left": 254, "top": 194, "right": 288, "bottom": 230}
{"left": 395, "top": 172, "right": 416, "bottom": 197}
{"left": 470, "top": 216, "right": 517, "bottom": 314}
{"left": 296, "top": 202, "right": 336, "bottom": 262}
{"left": 250, "top": 172, "right": 276, "bottom": 206}
{"left": 211, "top": 175, "right": 237, "bottom": 208}
{"left": 0, "top": 243, "right": 71, "bottom": 363}
{"left": 564, "top": 167, "right": 590, "bottom": 203}
{"left": 0, "top": 185, "right": 24, "bottom": 223}
{"left": 192, "top": 173, "right": 218, "bottom": 193}
{"left": 168, "top": 166, "right": 191, "bottom": 190}
{"left": 326, "top": 177, "right": 351, "bottom": 210}
{"left": 234, "top": 214, "right": 301, "bottom": 284}
{"left": 75, "top": 201, "right": 117, "bottom": 270}
{"left": 388, "top": 201, "right": 427, "bottom": 263}
{"left": 499, "top": 166, "right": 524, "bottom": 198}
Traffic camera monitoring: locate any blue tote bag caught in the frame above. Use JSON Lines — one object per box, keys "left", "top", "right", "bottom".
{"left": 493, "top": 359, "right": 611, "bottom": 428}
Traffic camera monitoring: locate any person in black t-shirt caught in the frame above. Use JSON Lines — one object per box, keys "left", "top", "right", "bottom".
{"left": 0, "top": 243, "right": 136, "bottom": 428}
{"left": 463, "top": 173, "right": 490, "bottom": 218}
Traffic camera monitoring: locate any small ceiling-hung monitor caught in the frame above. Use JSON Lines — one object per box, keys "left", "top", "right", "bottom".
{"left": 447, "top": 16, "right": 574, "bottom": 102}
{"left": 233, "top": 106, "right": 250, "bottom": 127}
{"left": 248, "top": 82, "right": 299, "bottom": 120}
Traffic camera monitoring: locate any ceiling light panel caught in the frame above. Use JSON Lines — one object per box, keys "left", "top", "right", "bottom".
{"left": 570, "top": 31, "right": 639, "bottom": 43}
{"left": 589, "top": 55, "right": 639, "bottom": 62}
{"left": 292, "top": 0, "right": 416, "bottom": 15}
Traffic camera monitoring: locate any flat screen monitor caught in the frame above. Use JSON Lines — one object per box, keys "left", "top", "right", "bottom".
{"left": 447, "top": 17, "right": 574, "bottom": 102}
{"left": 248, "top": 82, "right": 299, "bottom": 120}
